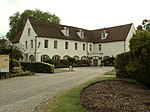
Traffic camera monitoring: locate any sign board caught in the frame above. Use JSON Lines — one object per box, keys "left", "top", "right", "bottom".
{"left": 0, "top": 55, "right": 9, "bottom": 72}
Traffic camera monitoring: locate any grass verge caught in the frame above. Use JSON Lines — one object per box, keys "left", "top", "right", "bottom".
{"left": 42, "top": 71, "right": 135, "bottom": 112}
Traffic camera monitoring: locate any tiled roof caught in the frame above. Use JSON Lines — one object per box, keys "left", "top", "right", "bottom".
{"left": 29, "top": 19, "right": 94, "bottom": 42}
{"left": 12, "top": 31, "right": 22, "bottom": 43}
{"left": 92, "top": 23, "right": 133, "bottom": 43}
{"left": 13, "top": 19, "right": 133, "bottom": 43}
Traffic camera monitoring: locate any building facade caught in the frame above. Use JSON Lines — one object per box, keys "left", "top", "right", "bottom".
{"left": 13, "top": 19, "right": 136, "bottom": 66}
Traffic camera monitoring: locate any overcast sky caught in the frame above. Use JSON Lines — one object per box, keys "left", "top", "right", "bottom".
{"left": 0, "top": 0, "right": 149, "bottom": 36}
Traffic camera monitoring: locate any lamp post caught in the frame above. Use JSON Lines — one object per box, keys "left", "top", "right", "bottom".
{"left": 6, "top": 40, "right": 13, "bottom": 74}
{"left": 10, "top": 45, "right": 13, "bottom": 74}
{"left": 34, "top": 36, "right": 38, "bottom": 62}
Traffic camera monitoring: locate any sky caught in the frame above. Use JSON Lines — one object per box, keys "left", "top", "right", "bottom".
{"left": 0, "top": 0, "right": 150, "bottom": 36}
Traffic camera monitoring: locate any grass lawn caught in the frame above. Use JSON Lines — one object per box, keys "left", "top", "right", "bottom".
{"left": 43, "top": 71, "right": 118, "bottom": 112}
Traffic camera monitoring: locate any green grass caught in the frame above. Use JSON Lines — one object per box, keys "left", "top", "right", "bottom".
{"left": 43, "top": 71, "right": 135, "bottom": 112}
{"left": 43, "top": 71, "right": 115, "bottom": 112}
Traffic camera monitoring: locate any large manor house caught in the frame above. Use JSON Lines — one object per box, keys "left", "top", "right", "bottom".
{"left": 13, "top": 19, "right": 136, "bottom": 66}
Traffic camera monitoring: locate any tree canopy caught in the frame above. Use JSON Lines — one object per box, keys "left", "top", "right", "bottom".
{"left": 7, "top": 9, "right": 61, "bottom": 41}
{"left": 142, "top": 19, "right": 150, "bottom": 31}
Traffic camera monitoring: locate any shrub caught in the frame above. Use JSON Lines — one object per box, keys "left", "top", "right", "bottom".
{"left": 114, "top": 52, "right": 131, "bottom": 78}
{"left": 102, "top": 56, "right": 115, "bottom": 66}
{"left": 10, "top": 58, "right": 21, "bottom": 67}
{"left": 21, "top": 62, "right": 55, "bottom": 73}
{"left": 43, "top": 59, "right": 55, "bottom": 65}
{"left": 127, "top": 30, "right": 150, "bottom": 89}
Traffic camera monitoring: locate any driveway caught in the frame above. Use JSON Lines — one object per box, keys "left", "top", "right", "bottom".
{"left": 0, "top": 67, "right": 113, "bottom": 112}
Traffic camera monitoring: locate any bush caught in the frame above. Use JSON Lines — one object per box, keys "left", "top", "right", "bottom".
{"left": 102, "top": 56, "right": 115, "bottom": 66}
{"left": 1, "top": 71, "right": 32, "bottom": 79}
{"left": 127, "top": 30, "right": 150, "bottom": 89}
{"left": 43, "top": 59, "right": 55, "bottom": 65}
{"left": 114, "top": 52, "right": 131, "bottom": 78}
{"left": 21, "top": 62, "right": 55, "bottom": 73}
{"left": 10, "top": 58, "right": 21, "bottom": 67}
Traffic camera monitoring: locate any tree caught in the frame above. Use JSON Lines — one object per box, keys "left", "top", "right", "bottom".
{"left": 7, "top": 9, "right": 61, "bottom": 41}
{"left": 127, "top": 30, "right": 150, "bottom": 89}
{"left": 142, "top": 19, "right": 150, "bottom": 31}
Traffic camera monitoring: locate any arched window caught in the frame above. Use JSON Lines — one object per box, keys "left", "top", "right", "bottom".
{"left": 63, "top": 55, "right": 70, "bottom": 60}
{"left": 41, "top": 54, "right": 50, "bottom": 61}
{"left": 52, "top": 55, "right": 61, "bottom": 60}
{"left": 73, "top": 56, "right": 79, "bottom": 60}
{"left": 29, "top": 55, "right": 35, "bottom": 62}
{"left": 81, "top": 56, "right": 88, "bottom": 60}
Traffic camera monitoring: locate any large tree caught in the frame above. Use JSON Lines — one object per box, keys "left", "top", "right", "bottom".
{"left": 7, "top": 9, "right": 61, "bottom": 41}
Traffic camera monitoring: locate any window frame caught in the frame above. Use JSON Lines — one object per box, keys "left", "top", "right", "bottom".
{"left": 31, "top": 40, "right": 33, "bottom": 48}
{"left": 44, "top": 40, "right": 48, "bottom": 48}
{"left": 28, "top": 28, "right": 31, "bottom": 36}
{"left": 75, "top": 43, "right": 78, "bottom": 50}
{"left": 65, "top": 42, "right": 68, "bottom": 49}
{"left": 83, "top": 44, "right": 85, "bottom": 50}
{"left": 54, "top": 40, "right": 58, "bottom": 49}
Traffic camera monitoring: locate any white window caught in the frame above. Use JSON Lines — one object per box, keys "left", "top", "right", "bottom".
{"left": 83, "top": 44, "right": 85, "bottom": 50}
{"left": 54, "top": 40, "right": 58, "bottom": 49}
{"left": 31, "top": 40, "right": 33, "bottom": 48}
{"left": 101, "top": 30, "right": 108, "bottom": 39}
{"left": 89, "top": 44, "right": 92, "bottom": 51}
{"left": 99, "top": 44, "right": 102, "bottom": 51}
{"left": 65, "top": 42, "right": 68, "bottom": 49}
{"left": 25, "top": 41, "right": 28, "bottom": 49}
{"left": 44, "top": 40, "right": 48, "bottom": 48}
{"left": 75, "top": 43, "right": 78, "bottom": 50}
{"left": 28, "top": 28, "right": 31, "bottom": 36}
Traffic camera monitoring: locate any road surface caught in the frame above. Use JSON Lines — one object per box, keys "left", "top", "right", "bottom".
{"left": 0, "top": 67, "right": 113, "bottom": 112}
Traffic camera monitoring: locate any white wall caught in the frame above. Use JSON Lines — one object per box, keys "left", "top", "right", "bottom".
{"left": 37, "top": 37, "right": 88, "bottom": 61}
{"left": 125, "top": 24, "right": 136, "bottom": 51}
{"left": 19, "top": 19, "right": 37, "bottom": 61}
{"left": 94, "top": 41, "right": 124, "bottom": 57}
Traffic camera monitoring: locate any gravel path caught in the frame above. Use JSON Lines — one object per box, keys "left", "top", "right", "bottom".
{"left": 0, "top": 67, "right": 113, "bottom": 112}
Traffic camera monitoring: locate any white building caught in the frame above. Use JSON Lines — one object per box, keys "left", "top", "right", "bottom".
{"left": 13, "top": 18, "right": 136, "bottom": 66}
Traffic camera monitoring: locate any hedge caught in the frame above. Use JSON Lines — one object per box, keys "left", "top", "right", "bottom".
{"left": 114, "top": 52, "right": 131, "bottom": 78}
{"left": 21, "top": 62, "right": 55, "bottom": 73}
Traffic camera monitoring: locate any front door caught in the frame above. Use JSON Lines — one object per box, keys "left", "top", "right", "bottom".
{"left": 93, "top": 59, "right": 98, "bottom": 66}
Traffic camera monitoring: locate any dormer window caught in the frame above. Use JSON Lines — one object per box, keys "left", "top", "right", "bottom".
{"left": 61, "top": 27, "right": 69, "bottom": 37}
{"left": 101, "top": 30, "right": 108, "bottom": 39}
{"left": 77, "top": 29, "right": 84, "bottom": 39}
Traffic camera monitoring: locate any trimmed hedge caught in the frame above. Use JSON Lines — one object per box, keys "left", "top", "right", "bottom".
{"left": 21, "top": 62, "right": 55, "bottom": 73}
{"left": 114, "top": 52, "right": 131, "bottom": 78}
{"left": 1, "top": 71, "right": 32, "bottom": 79}
{"left": 43, "top": 59, "right": 90, "bottom": 68}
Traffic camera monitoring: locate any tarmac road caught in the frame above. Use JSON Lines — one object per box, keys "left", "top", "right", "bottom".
{"left": 0, "top": 67, "right": 113, "bottom": 112}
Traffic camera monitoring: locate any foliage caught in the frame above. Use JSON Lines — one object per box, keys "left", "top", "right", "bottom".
{"left": 11, "top": 58, "right": 21, "bottom": 67}
{"left": 114, "top": 52, "right": 131, "bottom": 78}
{"left": 12, "top": 48, "right": 23, "bottom": 60}
{"left": 21, "top": 62, "right": 55, "bottom": 73}
{"left": 142, "top": 19, "right": 150, "bottom": 31}
{"left": 67, "top": 57, "right": 76, "bottom": 65}
{"left": 43, "top": 59, "right": 90, "bottom": 68}
{"left": 0, "top": 39, "right": 23, "bottom": 60}
{"left": 43, "top": 59, "right": 55, "bottom": 64}
{"left": 0, "top": 71, "right": 32, "bottom": 79}
{"left": 127, "top": 30, "right": 150, "bottom": 89}
{"left": 102, "top": 56, "right": 115, "bottom": 66}
{"left": 7, "top": 9, "right": 61, "bottom": 40}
